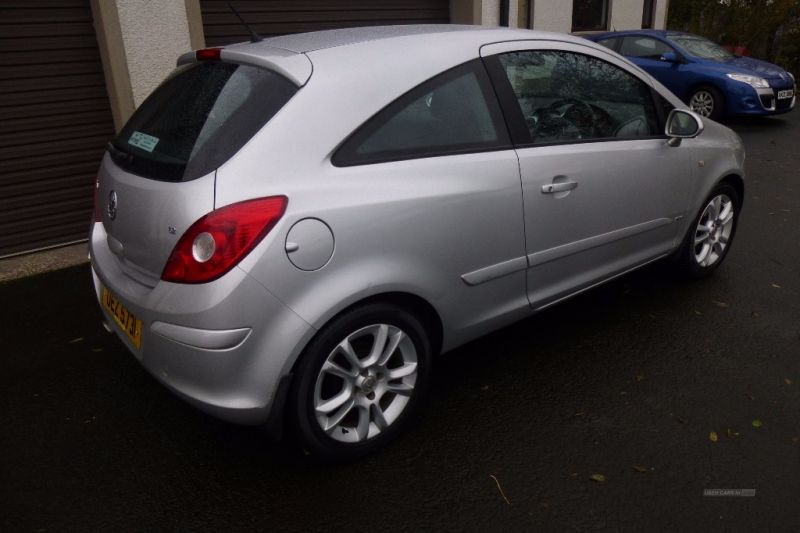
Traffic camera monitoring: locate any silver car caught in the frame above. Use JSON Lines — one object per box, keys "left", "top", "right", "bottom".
{"left": 90, "top": 25, "right": 745, "bottom": 460}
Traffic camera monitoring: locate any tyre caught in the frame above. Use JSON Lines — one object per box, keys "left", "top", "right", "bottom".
{"left": 677, "top": 182, "right": 740, "bottom": 278}
{"left": 289, "top": 303, "right": 432, "bottom": 462}
{"left": 689, "top": 86, "right": 724, "bottom": 120}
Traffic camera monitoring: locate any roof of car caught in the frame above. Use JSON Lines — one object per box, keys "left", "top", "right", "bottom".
{"left": 588, "top": 29, "right": 697, "bottom": 40}
{"left": 228, "top": 24, "right": 590, "bottom": 54}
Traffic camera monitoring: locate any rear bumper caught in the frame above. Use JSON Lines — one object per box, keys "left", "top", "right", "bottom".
{"left": 90, "top": 222, "right": 315, "bottom": 425}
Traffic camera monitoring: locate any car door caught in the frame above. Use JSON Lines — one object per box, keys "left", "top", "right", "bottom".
{"left": 481, "top": 41, "right": 695, "bottom": 310}
{"left": 620, "top": 35, "right": 687, "bottom": 98}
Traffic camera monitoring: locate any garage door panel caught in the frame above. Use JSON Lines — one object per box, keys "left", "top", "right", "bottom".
{"left": 201, "top": 0, "right": 449, "bottom": 46}
{"left": 1, "top": 134, "right": 112, "bottom": 163}
{"left": 0, "top": 73, "right": 108, "bottom": 94}
{"left": 1, "top": 162, "right": 100, "bottom": 189}
{"left": 1, "top": 85, "right": 110, "bottom": 108}
{"left": 0, "top": 1, "right": 111, "bottom": 257}
{"left": 2, "top": 105, "right": 114, "bottom": 133}
{"left": 0, "top": 35, "right": 100, "bottom": 53}
{"left": 0, "top": 61, "right": 105, "bottom": 81}
{"left": 0, "top": 123, "right": 115, "bottom": 150}
{"left": 0, "top": 222, "right": 92, "bottom": 257}
{"left": 202, "top": 9, "right": 449, "bottom": 25}
{"left": 1, "top": 148, "right": 106, "bottom": 175}
{"left": 4, "top": 48, "right": 103, "bottom": 66}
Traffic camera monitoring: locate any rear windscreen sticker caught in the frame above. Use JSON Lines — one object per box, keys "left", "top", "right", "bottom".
{"left": 128, "top": 131, "right": 159, "bottom": 152}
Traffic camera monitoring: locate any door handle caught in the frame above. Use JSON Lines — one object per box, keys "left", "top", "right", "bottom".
{"left": 541, "top": 181, "right": 578, "bottom": 194}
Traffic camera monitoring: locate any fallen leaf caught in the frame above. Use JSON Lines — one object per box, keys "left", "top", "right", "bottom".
{"left": 635, "top": 375, "right": 645, "bottom": 382}
{"left": 785, "top": 378, "right": 793, "bottom": 385}
{"left": 68, "top": 337, "right": 84, "bottom": 344}
{"left": 590, "top": 473, "right": 606, "bottom": 483}
{"left": 709, "top": 431, "right": 719, "bottom": 442}
{"left": 713, "top": 300, "right": 729, "bottom": 308}
{"left": 771, "top": 283, "right": 782, "bottom": 288}
{"left": 726, "top": 427, "right": 732, "bottom": 438}
{"left": 632, "top": 465, "right": 648, "bottom": 473}
{"left": 573, "top": 412, "right": 586, "bottom": 417}
{"left": 752, "top": 420, "right": 762, "bottom": 428}
{"left": 694, "top": 310, "right": 702, "bottom": 316}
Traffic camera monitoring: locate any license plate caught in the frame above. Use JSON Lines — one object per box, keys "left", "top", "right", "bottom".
{"left": 101, "top": 287, "right": 142, "bottom": 348}
{"left": 777, "top": 89, "right": 794, "bottom": 100}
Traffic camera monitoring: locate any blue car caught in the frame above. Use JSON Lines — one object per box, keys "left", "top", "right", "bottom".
{"left": 587, "top": 30, "right": 796, "bottom": 119}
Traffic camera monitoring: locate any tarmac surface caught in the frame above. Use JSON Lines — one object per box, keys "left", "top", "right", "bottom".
{"left": 2, "top": 111, "right": 799, "bottom": 531}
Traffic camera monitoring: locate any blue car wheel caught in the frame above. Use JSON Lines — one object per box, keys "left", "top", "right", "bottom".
{"left": 689, "top": 86, "right": 724, "bottom": 119}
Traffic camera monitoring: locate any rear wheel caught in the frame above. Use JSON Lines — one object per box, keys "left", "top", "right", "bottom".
{"left": 290, "top": 303, "right": 431, "bottom": 462}
{"left": 689, "top": 86, "right": 724, "bottom": 120}
{"left": 677, "top": 183, "right": 740, "bottom": 278}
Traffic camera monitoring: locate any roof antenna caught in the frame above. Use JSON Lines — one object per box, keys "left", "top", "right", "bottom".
{"left": 227, "top": 2, "right": 263, "bottom": 43}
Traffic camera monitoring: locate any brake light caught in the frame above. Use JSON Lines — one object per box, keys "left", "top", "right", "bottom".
{"left": 161, "top": 196, "right": 287, "bottom": 284}
{"left": 93, "top": 175, "right": 101, "bottom": 222}
{"left": 196, "top": 48, "right": 221, "bottom": 61}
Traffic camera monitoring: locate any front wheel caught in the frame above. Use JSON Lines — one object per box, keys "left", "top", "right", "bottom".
{"left": 676, "top": 183, "right": 740, "bottom": 278}
{"left": 289, "top": 303, "right": 431, "bottom": 462}
{"left": 689, "top": 86, "right": 724, "bottom": 120}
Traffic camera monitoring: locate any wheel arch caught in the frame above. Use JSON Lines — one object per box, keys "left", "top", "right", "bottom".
{"left": 686, "top": 81, "right": 727, "bottom": 110}
{"left": 289, "top": 291, "right": 444, "bottom": 376}
{"left": 719, "top": 172, "right": 745, "bottom": 208}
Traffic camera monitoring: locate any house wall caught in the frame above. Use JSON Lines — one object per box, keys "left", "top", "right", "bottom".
{"left": 115, "top": 0, "right": 194, "bottom": 106}
{"left": 92, "top": 0, "right": 201, "bottom": 130}
{"left": 525, "top": 0, "right": 667, "bottom": 33}
{"left": 530, "top": 0, "right": 573, "bottom": 33}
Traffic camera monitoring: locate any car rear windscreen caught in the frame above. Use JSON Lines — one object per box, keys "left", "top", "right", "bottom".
{"left": 109, "top": 62, "right": 298, "bottom": 182}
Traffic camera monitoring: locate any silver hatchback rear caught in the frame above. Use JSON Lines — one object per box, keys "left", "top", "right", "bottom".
{"left": 91, "top": 26, "right": 745, "bottom": 461}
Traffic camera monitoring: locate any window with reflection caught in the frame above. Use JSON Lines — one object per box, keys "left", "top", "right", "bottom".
{"left": 498, "top": 50, "right": 659, "bottom": 144}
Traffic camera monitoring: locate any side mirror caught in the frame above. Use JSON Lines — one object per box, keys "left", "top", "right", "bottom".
{"left": 660, "top": 51, "right": 679, "bottom": 63}
{"left": 665, "top": 109, "right": 704, "bottom": 147}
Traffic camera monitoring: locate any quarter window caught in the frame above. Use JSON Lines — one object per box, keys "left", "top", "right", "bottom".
{"left": 596, "top": 37, "right": 620, "bottom": 51}
{"left": 333, "top": 61, "right": 509, "bottom": 166}
{"left": 496, "top": 50, "right": 659, "bottom": 144}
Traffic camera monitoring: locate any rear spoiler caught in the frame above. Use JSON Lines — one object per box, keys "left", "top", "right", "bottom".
{"left": 177, "top": 43, "right": 312, "bottom": 87}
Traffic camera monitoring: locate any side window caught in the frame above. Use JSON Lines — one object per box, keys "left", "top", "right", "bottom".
{"left": 496, "top": 50, "right": 659, "bottom": 144}
{"left": 596, "top": 37, "right": 619, "bottom": 51}
{"left": 620, "top": 37, "right": 674, "bottom": 59}
{"left": 333, "top": 61, "right": 509, "bottom": 166}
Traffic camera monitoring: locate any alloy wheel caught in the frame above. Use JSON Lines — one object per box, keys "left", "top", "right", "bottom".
{"left": 313, "top": 324, "right": 418, "bottom": 443}
{"left": 690, "top": 90, "right": 715, "bottom": 117}
{"left": 693, "top": 194, "right": 734, "bottom": 268}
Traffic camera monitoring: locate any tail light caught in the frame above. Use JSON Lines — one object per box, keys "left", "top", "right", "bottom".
{"left": 161, "top": 196, "right": 287, "bottom": 284}
{"left": 196, "top": 48, "right": 221, "bottom": 61}
{"left": 93, "top": 175, "right": 101, "bottom": 222}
